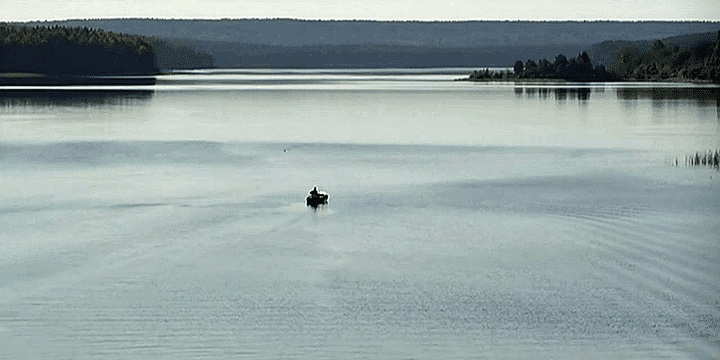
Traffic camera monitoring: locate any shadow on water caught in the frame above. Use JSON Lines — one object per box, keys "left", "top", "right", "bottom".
{"left": 0, "top": 90, "right": 154, "bottom": 108}
{"left": 514, "top": 86, "right": 592, "bottom": 101}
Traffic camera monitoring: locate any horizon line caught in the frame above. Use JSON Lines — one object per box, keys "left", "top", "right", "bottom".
{"left": 8, "top": 17, "right": 720, "bottom": 23}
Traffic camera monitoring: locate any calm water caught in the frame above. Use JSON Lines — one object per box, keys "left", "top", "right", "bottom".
{"left": 1, "top": 69, "right": 719, "bottom": 359}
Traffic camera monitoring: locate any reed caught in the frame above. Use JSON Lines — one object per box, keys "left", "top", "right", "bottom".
{"left": 677, "top": 150, "right": 720, "bottom": 169}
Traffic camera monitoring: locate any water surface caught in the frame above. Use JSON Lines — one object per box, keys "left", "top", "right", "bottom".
{"left": 1, "top": 69, "right": 719, "bottom": 359}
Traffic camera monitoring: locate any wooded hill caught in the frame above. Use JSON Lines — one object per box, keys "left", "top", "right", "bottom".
{"left": 466, "top": 31, "right": 720, "bottom": 83}
{"left": 608, "top": 31, "right": 720, "bottom": 82}
{"left": 587, "top": 31, "right": 720, "bottom": 66}
{"left": 3, "top": 19, "right": 720, "bottom": 80}
{"left": 18, "top": 19, "right": 720, "bottom": 69}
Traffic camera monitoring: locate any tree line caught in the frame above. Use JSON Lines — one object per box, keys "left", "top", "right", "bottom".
{"left": 607, "top": 31, "right": 720, "bottom": 82}
{"left": 0, "top": 24, "right": 158, "bottom": 75}
{"left": 467, "top": 30, "right": 720, "bottom": 83}
{"left": 467, "top": 51, "right": 612, "bottom": 81}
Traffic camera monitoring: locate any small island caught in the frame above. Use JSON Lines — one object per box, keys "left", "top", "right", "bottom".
{"left": 461, "top": 30, "right": 720, "bottom": 83}
{"left": 0, "top": 24, "right": 159, "bottom": 85}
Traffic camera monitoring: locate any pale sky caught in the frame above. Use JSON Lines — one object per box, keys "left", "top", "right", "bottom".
{"left": 2, "top": 0, "right": 719, "bottom": 22}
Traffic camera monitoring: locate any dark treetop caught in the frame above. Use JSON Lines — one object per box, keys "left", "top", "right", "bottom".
{"left": 465, "top": 31, "right": 720, "bottom": 83}
{"left": 0, "top": 24, "right": 158, "bottom": 75}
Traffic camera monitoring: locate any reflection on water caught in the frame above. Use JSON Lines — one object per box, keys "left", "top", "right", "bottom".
{"left": 0, "top": 90, "right": 153, "bottom": 107}
{"left": 616, "top": 87, "right": 720, "bottom": 122}
{"left": 616, "top": 87, "right": 720, "bottom": 107}
{"left": 0, "top": 76, "right": 717, "bottom": 151}
{"left": 515, "top": 86, "right": 592, "bottom": 101}
{"left": 555, "top": 87, "right": 591, "bottom": 100}
{"left": 512, "top": 85, "right": 720, "bottom": 116}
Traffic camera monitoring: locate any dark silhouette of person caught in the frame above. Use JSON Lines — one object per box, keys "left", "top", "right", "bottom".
{"left": 309, "top": 186, "right": 318, "bottom": 197}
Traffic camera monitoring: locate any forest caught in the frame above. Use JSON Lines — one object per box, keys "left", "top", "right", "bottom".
{"left": 466, "top": 31, "right": 720, "bottom": 83}
{"left": 3, "top": 22, "right": 720, "bottom": 84}
{"left": 0, "top": 24, "right": 158, "bottom": 75}
{"left": 20, "top": 19, "right": 720, "bottom": 69}
{"left": 607, "top": 31, "right": 720, "bottom": 82}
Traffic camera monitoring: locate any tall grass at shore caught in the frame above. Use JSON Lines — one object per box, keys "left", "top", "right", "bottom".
{"left": 676, "top": 150, "right": 720, "bottom": 169}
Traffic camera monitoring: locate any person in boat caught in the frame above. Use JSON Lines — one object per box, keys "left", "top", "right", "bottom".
{"left": 309, "top": 186, "right": 319, "bottom": 197}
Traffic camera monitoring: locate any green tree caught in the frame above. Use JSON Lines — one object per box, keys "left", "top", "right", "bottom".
{"left": 513, "top": 60, "right": 523, "bottom": 75}
{"left": 553, "top": 54, "right": 568, "bottom": 75}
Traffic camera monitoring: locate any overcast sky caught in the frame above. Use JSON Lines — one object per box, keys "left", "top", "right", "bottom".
{"left": 2, "top": 0, "right": 719, "bottom": 22}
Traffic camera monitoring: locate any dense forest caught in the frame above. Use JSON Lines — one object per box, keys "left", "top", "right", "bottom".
{"left": 608, "top": 31, "right": 720, "bottom": 82}
{"left": 3, "top": 21, "right": 720, "bottom": 82}
{"left": 466, "top": 31, "right": 720, "bottom": 83}
{"left": 586, "top": 31, "right": 720, "bottom": 66}
{"left": 0, "top": 24, "right": 158, "bottom": 75}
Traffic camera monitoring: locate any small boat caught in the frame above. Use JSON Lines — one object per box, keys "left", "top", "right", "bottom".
{"left": 306, "top": 187, "right": 329, "bottom": 207}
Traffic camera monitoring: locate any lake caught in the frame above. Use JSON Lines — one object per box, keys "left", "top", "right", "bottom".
{"left": 1, "top": 69, "right": 719, "bottom": 359}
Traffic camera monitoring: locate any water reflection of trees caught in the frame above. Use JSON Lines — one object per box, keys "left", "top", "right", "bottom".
{"left": 514, "top": 87, "right": 592, "bottom": 101}
{"left": 617, "top": 87, "right": 720, "bottom": 122}
{"left": 616, "top": 87, "right": 720, "bottom": 108}
{"left": 0, "top": 90, "right": 153, "bottom": 107}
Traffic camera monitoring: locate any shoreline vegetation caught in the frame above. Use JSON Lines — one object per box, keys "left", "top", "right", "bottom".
{"left": 461, "top": 31, "right": 720, "bottom": 83}
{"left": 458, "top": 51, "right": 615, "bottom": 82}
{"left": 676, "top": 150, "right": 720, "bottom": 171}
{"left": 1, "top": 24, "right": 158, "bottom": 85}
